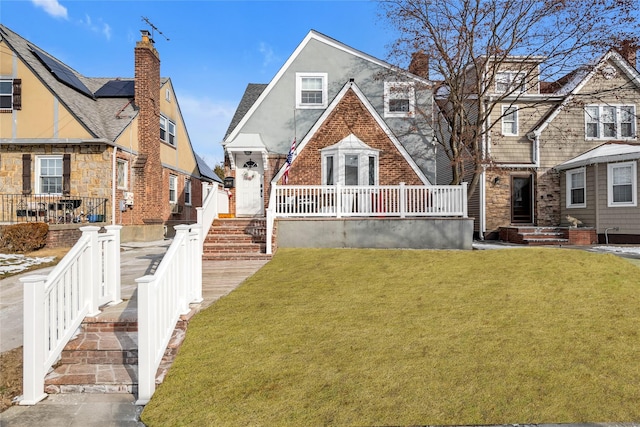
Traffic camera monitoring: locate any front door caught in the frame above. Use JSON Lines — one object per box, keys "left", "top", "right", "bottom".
{"left": 511, "top": 176, "right": 533, "bottom": 223}
{"left": 235, "top": 153, "right": 264, "bottom": 217}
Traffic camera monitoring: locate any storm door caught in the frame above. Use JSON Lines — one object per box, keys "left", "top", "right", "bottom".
{"left": 511, "top": 175, "right": 533, "bottom": 223}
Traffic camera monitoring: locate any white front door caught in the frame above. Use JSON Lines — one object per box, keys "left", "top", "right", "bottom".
{"left": 236, "top": 153, "right": 264, "bottom": 216}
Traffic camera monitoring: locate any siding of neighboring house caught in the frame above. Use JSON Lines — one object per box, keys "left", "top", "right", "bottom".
{"left": 596, "top": 160, "right": 640, "bottom": 236}
{"left": 559, "top": 164, "right": 598, "bottom": 227}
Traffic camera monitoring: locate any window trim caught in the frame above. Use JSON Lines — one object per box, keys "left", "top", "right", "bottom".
{"left": 566, "top": 167, "right": 586, "bottom": 209}
{"left": 169, "top": 174, "right": 178, "bottom": 204}
{"left": 384, "top": 81, "right": 415, "bottom": 118}
{"left": 160, "top": 114, "right": 177, "bottom": 146}
{"left": 0, "top": 79, "right": 13, "bottom": 111}
{"left": 585, "top": 105, "right": 637, "bottom": 140}
{"left": 295, "top": 72, "right": 328, "bottom": 109}
{"left": 501, "top": 105, "right": 518, "bottom": 136}
{"left": 321, "top": 138, "right": 380, "bottom": 186}
{"left": 35, "top": 155, "right": 63, "bottom": 195}
{"left": 495, "top": 71, "right": 526, "bottom": 94}
{"left": 184, "top": 178, "right": 192, "bottom": 206}
{"left": 116, "top": 159, "right": 128, "bottom": 190}
{"left": 607, "top": 161, "right": 637, "bottom": 207}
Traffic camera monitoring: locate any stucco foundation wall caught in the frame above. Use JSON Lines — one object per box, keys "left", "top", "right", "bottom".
{"left": 277, "top": 218, "right": 474, "bottom": 250}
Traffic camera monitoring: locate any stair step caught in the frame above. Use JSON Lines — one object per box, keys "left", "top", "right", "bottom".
{"left": 60, "top": 331, "right": 138, "bottom": 365}
{"left": 202, "top": 253, "right": 273, "bottom": 261}
{"left": 44, "top": 364, "right": 137, "bottom": 394}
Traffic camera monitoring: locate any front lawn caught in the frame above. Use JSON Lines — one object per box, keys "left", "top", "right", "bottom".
{"left": 141, "top": 248, "right": 640, "bottom": 426}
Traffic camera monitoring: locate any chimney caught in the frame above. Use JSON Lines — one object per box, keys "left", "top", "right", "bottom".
{"left": 409, "top": 50, "right": 430, "bottom": 80}
{"left": 133, "top": 29, "right": 163, "bottom": 225}
{"left": 617, "top": 39, "right": 638, "bottom": 70}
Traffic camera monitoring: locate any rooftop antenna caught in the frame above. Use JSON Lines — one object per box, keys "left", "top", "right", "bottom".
{"left": 141, "top": 16, "right": 170, "bottom": 42}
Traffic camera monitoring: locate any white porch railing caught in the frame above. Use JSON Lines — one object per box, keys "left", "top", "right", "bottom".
{"left": 136, "top": 224, "right": 202, "bottom": 405}
{"left": 266, "top": 183, "right": 468, "bottom": 254}
{"left": 21, "top": 225, "right": 122, "bottom": 405}
{"left": 196, "top": 183, "right": 227, "bottom": 251}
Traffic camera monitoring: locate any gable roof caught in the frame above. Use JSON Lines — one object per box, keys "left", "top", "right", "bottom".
{"left": 223, "top": 29, "right": 431, "bottom": 147}
{"left": 271, "top": 80, "right": 431, "bottom": 185}
{"left": 223, "top": 83, "right": 268, "bottom": 141}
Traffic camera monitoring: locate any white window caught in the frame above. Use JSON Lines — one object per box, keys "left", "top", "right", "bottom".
{"left": 585, "top": 105, "right": 636, "bottom": 139}
{"left": 0, "top": 80, "right": 12, "bottom": 110}
{"left": 296, "top": 73, "right": 328, "bottom": 109}
{"left": 36, "top": 156, "right": 63, "bottom": 194}
{"left": 116, "top": 159, "right": 128, "bottom": 189}
{"left": 384, "top": 82, "right": 415, "bottom": 118}
{"left": 502, "top": 105, "right": 518, "bottom": 135}
{"left": 321, "top": 134, "right": 379, "bottom": 186}
{"left": 169, "top": 174, "right": 177, "bottom": 204}
{"left": 495, "top": 71, "right": 526, "bottom": 94}
{"left": 608, "top": 162, "right": 637, "bottom": 207}
{"left": 165, "top": 88, "right": 171, "bottom": 102}
{"left": 566, "top": 168, "right": 586, "bottom": 208}
{"left": 160, "top": 115, "right": 176, "bottom": 146}
{"left": 184, "top": 178, "right": 192, "bottom": 205}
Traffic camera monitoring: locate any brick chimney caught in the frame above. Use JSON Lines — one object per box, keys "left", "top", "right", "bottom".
{"left": 133, "top": 30, "right": 163, "bottom": 225}
{"left": 409, "top": 50, "right": 430, "bottom": 79}
{"left": 617, "top": 39, "right": 638, "bottom": 70}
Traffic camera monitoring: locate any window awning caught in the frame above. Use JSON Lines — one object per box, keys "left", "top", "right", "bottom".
{"left": 555, "top": 143, "right": 640, "bottom": 171}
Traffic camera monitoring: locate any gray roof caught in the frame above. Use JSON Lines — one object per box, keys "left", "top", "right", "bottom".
{"left": 223, "top": 83, "right": 267, "bottom": 141}
{"left": 0, "top": 24, "right": 169, "bottom": 144}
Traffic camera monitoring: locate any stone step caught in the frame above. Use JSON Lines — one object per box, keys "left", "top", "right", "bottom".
{"left": 44, "top": 364, "right": 137, "bottom": 394}
{"left": 60, "top": 331, "right": 138, "bottom": 365}
{"left": 202, "top": 252, "right": 273, "bottom": 261}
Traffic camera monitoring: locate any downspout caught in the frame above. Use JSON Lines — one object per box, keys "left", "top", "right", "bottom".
{"left": 112, "top": 146, "right": 117, "bottom": 225}
{"left": 595, "top": 163, "right": 600, "bottom": 238}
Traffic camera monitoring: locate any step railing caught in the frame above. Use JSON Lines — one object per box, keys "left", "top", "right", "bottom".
{"left": 136, "top": 224, "right": 202, "bottom": 405}
{"left": 266, "top": 183, "right": 468, "bottom": 254}
{"left": 20, "top": 225, "right": 122, "bottom": 405}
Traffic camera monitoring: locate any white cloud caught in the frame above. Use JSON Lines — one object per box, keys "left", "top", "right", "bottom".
{"left": 178, "top": 94, "right": 237, "bottom": 166}
{"left": 31, "top": 0, "right": 68, "bottom": 19}
{"left": 259, "top": 42, "right": 277, "bottom": 69}
{"left": 78, "top": 14, "right": 112, "bottom": 41}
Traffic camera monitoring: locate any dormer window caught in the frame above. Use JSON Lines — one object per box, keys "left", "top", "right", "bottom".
{"left": 384, "top": 82, "right": 415, "bottom": 118}
{"left": 495, "top": 72, "right": 526, "bottom": 94}
{"left": 321, "top": 134, "right": 379, "bottom": 185}
{"left": 296, "top": 73, "right": 328, "bottom": 109}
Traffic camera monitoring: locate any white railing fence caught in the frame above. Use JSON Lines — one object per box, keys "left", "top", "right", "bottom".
{"left": 196, "top": 184, "right": 228, "bottom": 251}
{"left": 266, "top": 183, "right": 467, "bottom": 254}
{"left": 21, "top": 225, "right": 122, "bottom": 405}
{"left": 136, "top": 224, "right": 202, "bottom": 405}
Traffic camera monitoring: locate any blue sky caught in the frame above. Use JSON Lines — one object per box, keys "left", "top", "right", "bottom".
{"left": 1, "top": 0, "right": 395, "bottom": 168}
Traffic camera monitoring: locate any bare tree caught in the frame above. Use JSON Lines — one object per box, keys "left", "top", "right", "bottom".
{"left": 380, "top": 0, "right": 638, "bottom": 199}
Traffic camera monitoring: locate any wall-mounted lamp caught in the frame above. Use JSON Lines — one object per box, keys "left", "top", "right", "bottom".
{"left": 493, "top": 176, "right": 501, "bottom": 185}
{"left": 244, "top": 151, "right": 252, "bottom": 155}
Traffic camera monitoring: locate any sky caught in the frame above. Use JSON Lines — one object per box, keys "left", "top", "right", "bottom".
{"left": 0, "top": 0, "right": 396, "bottom": 168}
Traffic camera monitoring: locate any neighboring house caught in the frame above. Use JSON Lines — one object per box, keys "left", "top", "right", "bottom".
{"left": 222, "top": 30, "right": 436, "bottom": 217}
{"left": 438, "top": 43, "right": 639, "bottom": 243}
{"left": 0, "top": 24, "right": 219, "bottom": 243}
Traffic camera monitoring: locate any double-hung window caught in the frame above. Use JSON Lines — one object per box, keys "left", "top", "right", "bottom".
{"left": 608, "top": 162, "right": 637, "bottom": 207}
{"left": 566, "top": 168, "right": 586, "bottom": 208}
{"left": 169, "top": 175, "right": 178, "bottom": 204}
{"left": 0, "top": 80, "right": 13, "bottom": 110}
{"left": 37, "top": 156, "right": 63, "bottom": 194}
{"left": 184, "top": 178, "right": 192, "bottom": 205}
{"left": 296, "top": 73, "right": 327, "bottom": 109}
{"left": 585, "top": 105, "right": 636, "bottom": 139}
{"left": 495, "top": 72, "right": 526, "bottom": 94}
{"left": 116, "top": 159, "right": 128, "bottom": 189}
{"left": 160, "top": 115, "right": 176, "bottom": 146}
{"left": 502, "top": 105, "right": 518, "bottom": 135}
{"left": 384, "top": 82, "right": 415, "bottom": 118}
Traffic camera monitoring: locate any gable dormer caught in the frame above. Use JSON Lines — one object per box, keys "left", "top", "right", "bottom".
{"left": 487, "top": 56, "right": 545, "bottom": 96}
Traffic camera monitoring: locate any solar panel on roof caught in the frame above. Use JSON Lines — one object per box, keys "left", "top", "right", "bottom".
{"left": 30, "top": 46, "right": 94, "bottom": 98}
{"left": 94, "top": 80, "right": 135, "bottom": 98}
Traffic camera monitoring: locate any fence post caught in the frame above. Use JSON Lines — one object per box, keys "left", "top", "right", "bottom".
{"left": 190, "top": 224, "right": 203, "bottom": 303}
{"left": 173, "top": 225, "right": 191, "bottom": 315}
{"left": 20, "top": 275, "right": 48, "bottom": 405}
{"left": 336, "top": 183, "right": 342, "bottom": 218}
{"left": 79, "top": 226, "right": 101, "bottom": 316}
{"left": 399, "top": 182, "right": 406, "bottom": 218}
{"left": 462, "top": 182, "right": 468, "bottom": 217}
{"left": 135, "top": 274, "right": 155, "bottom": 405}
{"left": 104, "top": 225, "right": 122, "bottom": 304}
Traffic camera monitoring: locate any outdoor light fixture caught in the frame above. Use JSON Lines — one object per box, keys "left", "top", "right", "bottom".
{"left": 244, "top": 151, "right": 252, "bottom": 155}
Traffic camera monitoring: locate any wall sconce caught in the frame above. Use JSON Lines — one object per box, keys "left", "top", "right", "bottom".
{"left": 244, "top": 151, "right": 252, "bottom": 155}
{"left": 493, "top": 176, "right": 501, "bottom": 185}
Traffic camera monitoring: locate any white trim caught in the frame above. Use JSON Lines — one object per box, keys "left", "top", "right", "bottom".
{"left": 224, "top": 30, "right": 431, "bottom": 144}
{"left": 584, "top": 104, "right": 636, "bottom": 140}
{"left": 116, "top": 159, "right": 128, "bottom": 190}
{"left": 35, "top": 155, "right": 63, "bottom": 195}
{"left": 296, "top": 72, "right": 328, "bottom": 109}
{"left": 184, "top": 178, "right": 192, "bottom": 206}
{"left": 169, "top": 174, "right": 178, "bottom": 204}
{"left": 607, "top": 161, "right": 637, "bottom": 207}
{"left": 566, "top": 167, "right": 586, "bottom": 208}
{"left": 384, "top": 81, "right": 415, "bottom": 118}
{"left": 501, "top": 105, "right": 518, "bottom": 136}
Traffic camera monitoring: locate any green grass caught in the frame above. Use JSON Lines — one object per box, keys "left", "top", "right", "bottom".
{"left": 141, "top": 248, "right": 640, "bottom": 426}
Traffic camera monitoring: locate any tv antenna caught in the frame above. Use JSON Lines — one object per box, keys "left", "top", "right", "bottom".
{"left": 141, "top": 16, "right": 170, "bottom": 42}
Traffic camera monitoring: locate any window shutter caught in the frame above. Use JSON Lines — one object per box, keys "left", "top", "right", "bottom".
{"left": 13, "top": 79, "right": 21, "bottom": 110}
{"left": 22, "top": 154, "right": 31, "bottom": 195}
{"left": 63, "top": 154, "right": 71, "bottom": 195}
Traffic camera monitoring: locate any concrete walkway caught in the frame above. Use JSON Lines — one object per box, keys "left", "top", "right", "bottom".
{"left": 0, "top": 240, "right": 269, "bottom": 426}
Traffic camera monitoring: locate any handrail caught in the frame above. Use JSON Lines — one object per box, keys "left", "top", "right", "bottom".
{"left": 136, "top": 224, "right": 202, "bottom": 405}
{"left": 20, "top": 225, "right": 122, "bottom": 405}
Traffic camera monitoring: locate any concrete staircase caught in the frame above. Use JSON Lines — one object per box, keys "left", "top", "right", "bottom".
{"left": 203, "top": 218, "right": 273, "bottom": 261}
{"left": 499, "top": 226, "right": 569, "bottom": 246}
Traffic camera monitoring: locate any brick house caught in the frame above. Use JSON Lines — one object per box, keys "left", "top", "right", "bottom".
{"left": 222, "top": 30, "right": 436, "bottom": 217}
{"left": 0, "top": 24, "right": 219, "bottom": 244}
